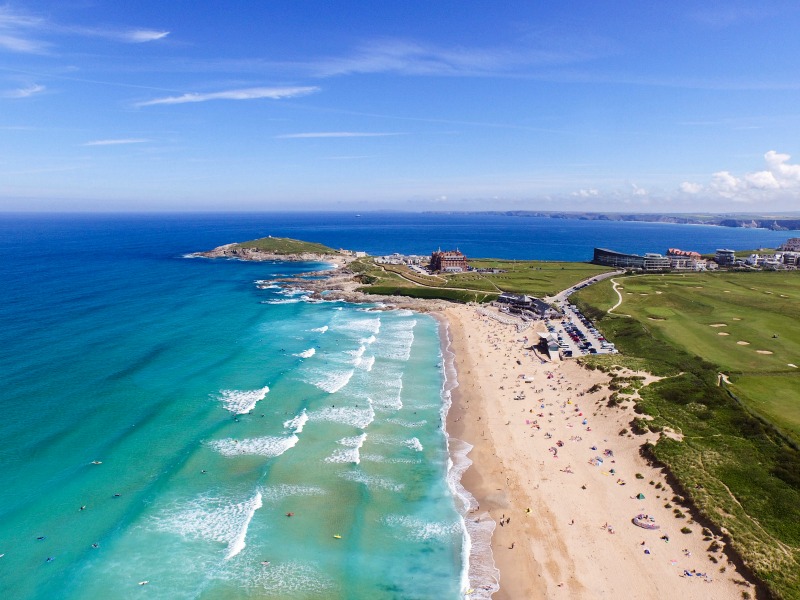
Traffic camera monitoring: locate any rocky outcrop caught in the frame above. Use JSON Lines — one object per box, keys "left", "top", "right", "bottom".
{"left": 193, "top": 243, "right": 351, "bottom": 267}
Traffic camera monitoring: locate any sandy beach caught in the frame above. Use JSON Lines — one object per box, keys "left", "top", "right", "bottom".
{"left": 443, "top": 304, "right": 757, "bottom": 599}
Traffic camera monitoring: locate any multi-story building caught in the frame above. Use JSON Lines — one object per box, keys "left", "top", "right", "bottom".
{"left": 715, "top": 249, "right": 736, "bottom": 266}
{"left": 430, "top": 249, "right": 468, "bottom": 272}
{"left": 592, "top": 248, "right": 670, "bottom": 271}
{"left": 666, "top": 248, "right": 705, "bottom": 270}
{"left": 778, "top": 238, "right": 800, "bottom": 252}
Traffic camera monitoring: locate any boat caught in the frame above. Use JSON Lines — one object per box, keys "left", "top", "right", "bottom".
{"left": 91, "top": 461, "right": 102, "bottom": 465}
{"left": 333, "top": 534, "right": 342, "bottom": 539}
{"left": 632, "top": 513, "right": 660, "bottom": 530}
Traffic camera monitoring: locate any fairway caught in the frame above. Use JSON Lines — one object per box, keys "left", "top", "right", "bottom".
{"left": 582, "top": 271, "right": 800, "bottom": 440}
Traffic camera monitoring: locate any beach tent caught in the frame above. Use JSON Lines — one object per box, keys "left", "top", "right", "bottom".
{"left": 636, "top": 493, "right": 645, "bottom": 500}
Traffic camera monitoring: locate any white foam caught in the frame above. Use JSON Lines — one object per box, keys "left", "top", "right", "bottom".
{"left": 360, "top": 335, "right": 376, "bottom": 345}
{"left": 263, "top": 298, "right": 302, "bottom": 304}
{"left": 306, "top": 368, "right": 355, "bottom": 394}
{"left": 226, "top": 491, "right": 262, "bottom": 559}
{"left": 311, "top": 326, "right": 329, "bottom": 333}
{"left": 216, "top": 386, "right": 269, "bottom": 414}
{"left": 355, "top": 355, "right": 375, "bottom": 371}
{"left": 239, "top": 560, "right": 336, "bottom": 596}
{"left": 372, "top": 320, "right": 417, "bottom": 361}
{"left": 260, "top": 484, "right": 327, "bottom": 503}
{"left": 370, "top": 373, "right": 403, "bottom": 410}
{"left": 340, "top": 470, "right": 404, "bottom": 492}
{"left": 325, "top": 433, "right": 368, "bottom": 464}
{"left": 360, "top": 453, "right": 421, "bottom": 465}
{"left": 283, "top": 409, "right": 308, "bottom": 434}
{"left": 384, "top": 515, "right": 461, "bottom": 542}
{"left": 403, "top": 437, "right": 424, "bottom": 452}
{"left": 336, "top": 317, "right": 381, "bottom": 335}
{"left": 385, "top": 417, "right": 428, "bottom": 428}
{"left": 309, "top": 403, "right": 375, "bottom": 429}
{"left": 294, "top": 348, "right": 316, "bottom": 359}
{"left": 208, "top": 435, "right": 299, "bottom": 457}
{"left": 150, "top": 491, "right": 262, "bottom": 560}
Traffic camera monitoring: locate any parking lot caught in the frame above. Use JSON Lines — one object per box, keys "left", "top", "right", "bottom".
{"left": 546, "top": 301, "right": 617, "bottom": 358}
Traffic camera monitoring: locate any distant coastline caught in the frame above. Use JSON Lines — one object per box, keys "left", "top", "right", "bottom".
{"left": 423, "top": 210, "right": 800, "bottom": 231}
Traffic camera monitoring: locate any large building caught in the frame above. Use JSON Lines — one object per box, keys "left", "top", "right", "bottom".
{"left": 715, "top": 249, "right": 736, "bottom": 266}
{"left": 593, "top": 248, "right": 670, "bottom": 271}
{"left": 666, "top": 248, "right": 705, "bottom": 270}
{"left": 430, "top": 249, "right": 468, "bottom": 272}
{"left": 779, "top": 238, "right": 800, "bottom": 252}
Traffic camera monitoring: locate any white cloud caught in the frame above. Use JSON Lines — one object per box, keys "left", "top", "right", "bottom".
{"left": 120, "top": 29, "right": 170, "bottom": 43}
{"left": 0, "top": 33, "right": 46, "bottom": 53}
{"left": 686, "top": 150, "right": 800, "bottom": 200}
{"left": 137, "top": 86, "right": 319, "bottom": 107}
{"left": 679, "top": 181, "right": 703, "bottom": 194}
{"left": 275, "top": 131, "right": 402, "bottom": 139}
{"left": 631, "top": 183, "right": 648, "bottom": 196}
{"left": 83, "top": 138, "right": 149, "bottom": 146}
{"left": 3, "top": 83, "right": 45, "bottom": 98}
{"left": 572, "top": 188, "right": 599, "bottom": 198}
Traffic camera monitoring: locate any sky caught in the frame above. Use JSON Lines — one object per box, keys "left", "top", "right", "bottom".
{"left": 1, "top": 1, "right": 800, "bottom": 213}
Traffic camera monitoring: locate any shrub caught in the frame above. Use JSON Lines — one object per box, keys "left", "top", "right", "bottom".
{"left": 681, "top": 526, "right": 692, "bottom": 534}
{"left": 635, "top": 473, "right": 644, "bottom": 479}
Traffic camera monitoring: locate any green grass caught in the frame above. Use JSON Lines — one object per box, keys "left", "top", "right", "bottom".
{"left": 235, "top": 236, "right": 338, "bottom": 255}
{"left": 352, "top": 258, "right": 612, "bottom": 304}
{"left": 572, "top": 271, "right": 800, "bottom": 599}
{"left": 463, "top": 259, "right": 613, "bottom": 297}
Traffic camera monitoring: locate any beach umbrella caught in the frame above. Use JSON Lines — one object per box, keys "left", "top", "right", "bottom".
{"left": 636, "top": 493, "right": 645, "bottom": 500}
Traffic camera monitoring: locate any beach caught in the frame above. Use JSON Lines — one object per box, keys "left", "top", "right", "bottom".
{"left": 443, "top": 304, "right": 757, "bottom": 599}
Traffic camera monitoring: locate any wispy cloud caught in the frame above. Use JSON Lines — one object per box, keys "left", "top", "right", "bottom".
{"left": 0, "top": 6, "right": 168, "bottom": 54}
{"left": 119, "top": 29, "right": 170, "bottom": 43}
{"left": 136, "top": 86, "right": 319, "bottom": 107}
{"left": 83, "top": 138, "right": 149, "bottom": 146}
{"left": 3, "top": 83, "right": 45, "bottom": 98}
{"left": 275, "top": 131, "right": 403, "bottom": 139}
{"left": 312, "top": 38, "right": 602, "bottom": 78}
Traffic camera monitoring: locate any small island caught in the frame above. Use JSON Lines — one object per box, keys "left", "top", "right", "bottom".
{"left": 193, "top": 235, "right": 354, "bottom": 267}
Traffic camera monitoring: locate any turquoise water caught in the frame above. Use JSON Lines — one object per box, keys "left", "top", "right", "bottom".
{"left": 0, "top": 218, "right": 468, "bottom": 599}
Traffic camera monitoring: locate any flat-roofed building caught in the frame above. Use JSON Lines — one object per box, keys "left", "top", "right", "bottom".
{"left": 593, "top": 248, "right": 669, "bottom": 271}
{"left": 715, "top": 249, "right": 736, "bottom": 266}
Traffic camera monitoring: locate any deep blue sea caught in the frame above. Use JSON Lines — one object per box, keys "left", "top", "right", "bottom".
{"left": 0, "top": 212, "right": 790, "bottom": 599}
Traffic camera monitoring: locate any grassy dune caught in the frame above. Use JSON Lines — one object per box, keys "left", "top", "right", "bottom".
{"left": 573, "top": 272, "right": 800, "bottom": 599}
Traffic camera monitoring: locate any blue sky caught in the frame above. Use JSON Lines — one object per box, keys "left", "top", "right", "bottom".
{"left": 2, "top": 1, "right": 800, "bottom": 212}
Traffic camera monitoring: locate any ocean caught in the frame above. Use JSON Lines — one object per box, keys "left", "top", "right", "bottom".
{"left": 0, "top": 213, "right": 790, "bottom": 599}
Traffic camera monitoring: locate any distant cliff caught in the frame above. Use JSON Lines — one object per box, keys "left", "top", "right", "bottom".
{"left": 423, "top": 211, "right": 800, "bottom": 230}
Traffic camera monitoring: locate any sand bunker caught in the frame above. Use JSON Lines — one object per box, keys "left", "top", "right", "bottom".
{"left": 756, "top": 350, "right": 774, "bottom": 355}
{"left": 648, "top": 317, "right": 666, "bottom": 321}
{"left": 655, "top": 291, "right": 663, "bottom": 295}
{"left": 718, "top": 332, "right": 730, "bottom": 336}
{"left": 695, "top": 286, "right": 704, "bottom": 289}
{"left": 737, "top": 341, "right": 750, "bottom": 345}
{"left": 639, "top": 293, "right": 649, "bottom": 296}
{"left": 709, "top": 323, "right": 727, "bottom": 328}
{"left": 724, "top": 290, "right": 731, "bottom": 293}
{"left": 789, "top": 364, "right": 798, "bottom": 369}
{"left": 765, "top": 291, "right": 773, "bottom": 295}
{"left": 732, "top": 317, "right": 741, "bottom": 321}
